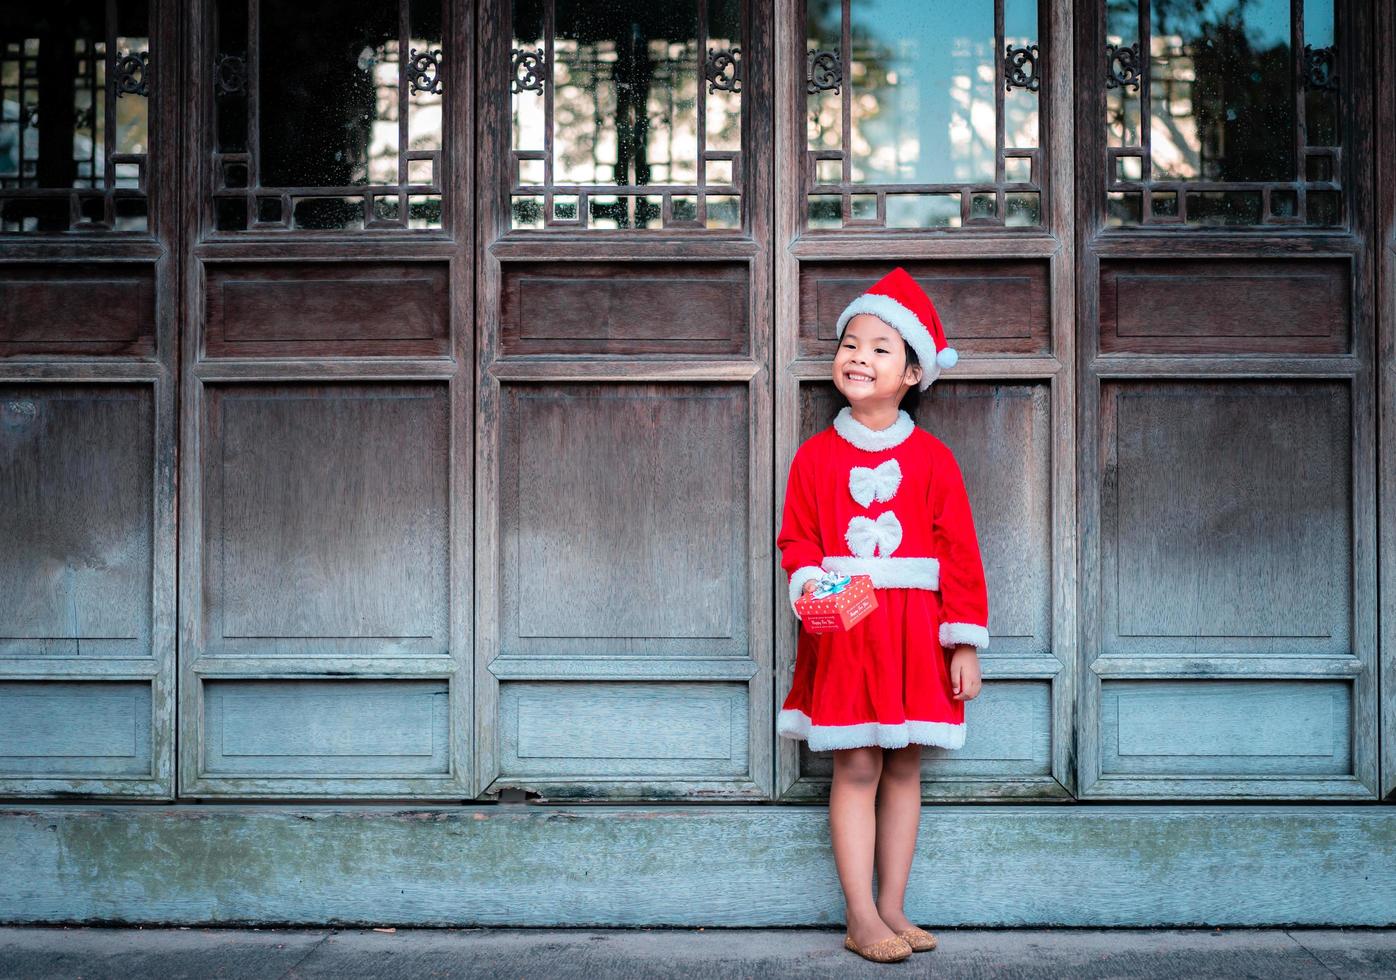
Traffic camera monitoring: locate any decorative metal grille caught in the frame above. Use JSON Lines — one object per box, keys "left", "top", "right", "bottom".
{"left": 508, "top": 0, "right": 745, "bottom": 231}
{"left": 211, "top": 0, "right": 445, "bottom": 233}
{"left": 1104, "top": 0, "right": 1341, "bottom": 227}
{"left": 0, "top": 9, "right": 151, "bottom": 234}
{"left": 805, "top": 0, "right": 1043, "bottom": 231}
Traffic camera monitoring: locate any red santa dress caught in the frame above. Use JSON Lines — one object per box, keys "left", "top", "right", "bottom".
{"left": 776, "top": 406, "right": 990, "bottom": 751}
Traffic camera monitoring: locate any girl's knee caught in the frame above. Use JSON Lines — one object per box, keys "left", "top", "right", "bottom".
{"left": 832, "top": 746, "right": 883, "bottom": 786}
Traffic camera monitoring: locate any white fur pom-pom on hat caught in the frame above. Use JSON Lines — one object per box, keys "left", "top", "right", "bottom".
{"left": 836, "top": 267, "right": 959, "bottom": 390}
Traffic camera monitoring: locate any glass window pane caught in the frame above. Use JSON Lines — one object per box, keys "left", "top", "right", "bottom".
{"left": 849, "top": 0, "right": 996, "bottom": 185}
{"left": 1149, "top": 0, "right": 1294, "bottom": 182}
{"left": 553, "top": 2, "right": 699, "bottom": 186}
{"left": 0, "top": 0, "right": 150, "bottom": 232}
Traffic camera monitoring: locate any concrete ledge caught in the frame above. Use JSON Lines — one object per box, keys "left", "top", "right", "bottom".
{"left": 2, "top": 804, "right": 1394, "bottom": 926}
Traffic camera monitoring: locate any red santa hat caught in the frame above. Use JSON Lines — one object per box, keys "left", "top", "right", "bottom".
{"left": 835, "top": 267, "right": 958, "bottom": 391}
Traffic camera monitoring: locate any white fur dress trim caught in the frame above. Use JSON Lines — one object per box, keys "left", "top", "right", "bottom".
{"left": 939, "top": 621, "right": 990, "bottom": 650}
{"left": 821, "top": 556, "right": 939, "bottom": 590}
{"left": 788, "top": 565, "right": 826, "bottom": 613}
{"left": 831, "top": 407, "right": 915, "bottom": 452}
{"left": 777, "top": 708, "right": 967, "bottom": 751}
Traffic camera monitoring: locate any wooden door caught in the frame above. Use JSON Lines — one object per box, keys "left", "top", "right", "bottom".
{"left": 177, "top": 0, "right": 474, "bottom": 798}
{"left": 774, "top": 0, "right": 1077, "bottom": 800}
{"left": 475, "top": 0, "right": 774, "bottom": 800}
{"left": 1373, "top": 1, "right": 1395, "bottom": 803}
{"left": 0, "top": 1, "right": 177, "bottom": 797}
{"left": 1076, "top": 0, "right": 1379, "bottom": 798}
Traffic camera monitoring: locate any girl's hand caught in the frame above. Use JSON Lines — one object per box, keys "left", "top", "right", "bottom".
{"left": 802, "top": 579, "right": 819, "bottom": 595}
{"left": 949, "top": 646, "right": 982, "bottom": 701}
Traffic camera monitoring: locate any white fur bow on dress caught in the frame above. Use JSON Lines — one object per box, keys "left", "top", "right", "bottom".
{"left": 847, "top": 458, "right": 902, "bottom": 507}
{"left": 845, "top": 511, "right": 902, "bottom": 558}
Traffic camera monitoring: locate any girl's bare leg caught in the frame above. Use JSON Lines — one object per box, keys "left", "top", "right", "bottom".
{"left": 830, "top": 746, "right": 898, "bottom": 946}
{"left": 873, "top": 743, "right": 923, "bottom": 932}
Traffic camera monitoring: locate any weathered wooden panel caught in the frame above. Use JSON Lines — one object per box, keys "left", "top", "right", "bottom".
{"left": 498, "top": 383, "right": 748, "bottom": 659}
{"left": 498, "top": 681, "right": 749, "bottom": 778}
{"left": 1099, "top": 259, "right": 1350, "bottom": 355}
{"left": 800, "top": 680, "right": 1052, "bottom": 779}
{"left": 0, "top": 682, "right": 151, "bottom": 776}
{"left": 201, "top": 384, "right": 449, "bottom": 658}
{"left": 1101, "top": 680, "right": 1352, "bottom": 777}
{"left": 0, "top": 265, "right": 155, "bottom": 357}
{"left": 5, "top": 804, "right": 1396, "bottom": 925}
{"left": 0, "top": 386, "right": 152, "bottom": 658}
{"left": 1102, "top": 381, "right": 1351, "bottom": 657}
{"left": 500, "top": 262, "right": 748, "bottom": 355}
{"left": 203, "top": 262, "right": 449, "bottom": 358}
{"left": 800, "top": 381, "right": 1052, "bottom": 658}
{"left": 203, "top": 680, "right": 449, "bottom": 775}
{"left": 798, "top": 261, "right": 1051, "bottom": 357}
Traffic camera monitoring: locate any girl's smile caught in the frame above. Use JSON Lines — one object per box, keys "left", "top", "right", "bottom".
{"left": 833, "top": 313, "right": 922, "bottom": 411}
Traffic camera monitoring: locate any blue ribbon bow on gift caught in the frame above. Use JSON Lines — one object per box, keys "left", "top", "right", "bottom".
{"left": 811, "top": 572, "right": 852, "bottom": 600}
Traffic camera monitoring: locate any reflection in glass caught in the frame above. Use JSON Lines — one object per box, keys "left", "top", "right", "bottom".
{"left": 510, "top": 0, "right": 744, "bottom": 230}
{"left": 1103, "top": 0, "right": 1341, "bottom": 227}
{"left": 806, "top": 0, "right": 1042, "bottom": 231}
{"left": 213, "top": 0, "right": 444, "bottom": 232}
{"left": 0, "top": 0, "right": 150, "bottom": 232}
{"left": 848, "top": 0, "right": 994, "bottom": 185}
{"left": 1149, "top": 0, "right": 1292, "bottom": 182}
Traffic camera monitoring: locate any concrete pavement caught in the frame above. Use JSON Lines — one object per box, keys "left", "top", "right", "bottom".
{"left": 3, "top": 926, "right": 1396, "bottom": 979}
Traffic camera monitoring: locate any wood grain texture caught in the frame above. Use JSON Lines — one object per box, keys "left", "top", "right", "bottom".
{"left": 497, "top": 383, "right": 748, "bottom": 658}
{"left": 0, "top": 386, "right": 153, "bottom": 659}
{"left": 1101, "top": 380, "right": 1350, "bottom": 657}
{"left": 203, "top": 262, "right": 450, "bottom": 358}
{"left": 500, "top": 262, "right": 749, "bottom": 355}
{"left": 1100, "top": 679, "right": 1352, "bottom": 777}
{"left": 202, "top": 680, "right": 449, "bottom": 776}
{"left": 498, "top": 680, "right": 749, "bottom": 779}
{"left": 4, "top": 804, "right": 1396, "bottom": 925}
{"left": 0, "top": 681, "right": 151, "bottom": 776}
{"left": 1378, "top": 0, "right": 1396, "bottom": 801}
{"left": 0, "top": 266, "right": 156, "bottom": 357}
{"left": 1099, "top": 259, "right": 1350, "bottom": 355}
{"left": 798, "top": 260, "right": 1051, "bottom": 358}
{"left": 199, "top": 383, "right": 449, "bottom": 659}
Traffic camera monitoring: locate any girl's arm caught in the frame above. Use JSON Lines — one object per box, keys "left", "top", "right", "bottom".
{"left": 777, "top": 446, "right": 826, "bottom": 613}
{"left": 931, "top": 449, "right": 990, "bottom": 651}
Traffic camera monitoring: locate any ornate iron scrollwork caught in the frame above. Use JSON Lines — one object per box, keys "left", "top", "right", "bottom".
{"left": 408, "top": 48, "right": 443, "bottom": 95}
{"left": 1105, "top": 41, "right": 1141, "bottom": 91}
{"left": 511, "top": 47, "right": 545, "bottom": 95}
{"left": 114, "top": 50, "right": 149, "bottom": 98}
{"left": 807, "top": 49, "right": 841, "bottom": 95}
{"left": 1303, "top": 44, "right": 1337, "bottom": 92}
{"left": 704, "top": 47, "right": 741, "bottom": 93}
{"left": 1005, "top": 43, "right": 1040, "bottom": 92}
{"left": 214, "top": 53, "right": 247, "bottom": 97}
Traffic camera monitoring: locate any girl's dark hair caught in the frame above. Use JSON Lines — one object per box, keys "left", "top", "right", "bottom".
{"left": 834, "top": 328, "right": 922, "bottom": 417}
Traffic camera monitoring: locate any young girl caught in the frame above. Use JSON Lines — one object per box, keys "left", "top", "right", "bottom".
{"left": 776, "top": 267, "right": 989, "bottom": 964}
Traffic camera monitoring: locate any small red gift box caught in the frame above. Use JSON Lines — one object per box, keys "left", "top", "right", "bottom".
{"left": 795, "top": 573, "right": 877, "bottom": 633}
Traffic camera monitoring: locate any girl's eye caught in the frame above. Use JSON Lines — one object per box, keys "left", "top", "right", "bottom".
{"left": 874, "top": 347, "right": 889, "bottom": 354}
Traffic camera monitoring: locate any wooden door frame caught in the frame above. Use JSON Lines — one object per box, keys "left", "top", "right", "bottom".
{"left": 773, "top": 0, "right": 1078, "bottom": 800}
{"left": 1073, "top": 0, "right": 1380, "bottom": 799}
{"left": 0, "top": 0, "right": 181, "bottom": 798}
{"left": 176, "top": 0, "right": 475, "bottom": 798}
{"left": 472, "top": 0, "right": 775, "bottom": 800}
{"left": 1377, "top": 0, "right": 1396, "bottom": 802}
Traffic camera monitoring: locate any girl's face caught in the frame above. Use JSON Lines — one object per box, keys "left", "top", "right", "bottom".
{"left": 833, "top": 313, "right": 923, "bottom": 408}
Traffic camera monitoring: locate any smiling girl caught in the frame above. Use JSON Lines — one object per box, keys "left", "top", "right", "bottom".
{"left": 776, "top": 267, "right": 990, "bottom": 964}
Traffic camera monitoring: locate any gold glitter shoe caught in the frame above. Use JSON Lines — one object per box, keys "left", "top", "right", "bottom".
{"left": 843, "top": 933, "right": 914, "bottom": 963}
{"left": 895, "top": 926, "right": 939, "bottom": 952}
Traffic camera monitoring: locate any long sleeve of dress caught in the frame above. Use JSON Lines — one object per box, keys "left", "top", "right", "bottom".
{"left": 776, "top": 446, "right": 828, "bottom": 614}
{"left": 930, "top": 450, "right": 990, "bottom": 650}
